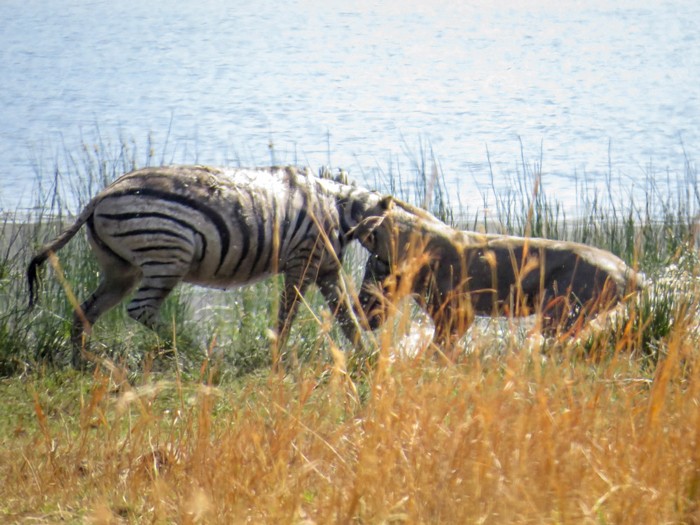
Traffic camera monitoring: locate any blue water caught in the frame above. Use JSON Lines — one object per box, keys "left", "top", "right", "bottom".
{"left": 1, "top": 0, "right": 699, "bottom": 215}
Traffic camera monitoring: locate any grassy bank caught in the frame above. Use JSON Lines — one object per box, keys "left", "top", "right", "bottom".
{"left": 2, "top": 348, "right": 700, "bottom": 524}
{"left": 1, "top": 138, "right": 700, "bottom": 522}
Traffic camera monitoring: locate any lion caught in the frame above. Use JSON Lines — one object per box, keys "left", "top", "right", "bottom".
{"left": 355, "top": 201, "right": 646, "bottom": 357}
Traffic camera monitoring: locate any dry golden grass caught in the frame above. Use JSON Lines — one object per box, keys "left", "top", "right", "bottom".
{"left": 2, "top": 312, "right": 700, "bottom": 525}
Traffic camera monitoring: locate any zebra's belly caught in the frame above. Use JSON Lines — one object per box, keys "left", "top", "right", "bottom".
{"left": 183, "top": 269, "right": 276, "bottom": 290}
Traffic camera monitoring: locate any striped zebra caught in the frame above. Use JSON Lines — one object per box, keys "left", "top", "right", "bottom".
{"left": 27, "top": 165, "right": 391, "bottom": 367}
{"left": 353, "top": 201, "right": 646, "bottom": 357}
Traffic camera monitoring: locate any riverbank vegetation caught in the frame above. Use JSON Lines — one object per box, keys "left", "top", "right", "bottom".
{"left": 1, "top": 139, "right": 699, "bottom": 523}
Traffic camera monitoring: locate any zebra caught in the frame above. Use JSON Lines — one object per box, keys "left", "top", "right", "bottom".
{"left": 353, "top": 200, "right": 646, "bottom": 358}
{"left": 27, "top": 165, "right": 392, "bottom": 367}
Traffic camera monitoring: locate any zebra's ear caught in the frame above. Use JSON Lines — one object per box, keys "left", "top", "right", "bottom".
{"left": 379, "top": 195, "right": 394, "bottom": 211}
{"left": 347, "top": 215, "right": 386, "bottom": 246}
{"left": 347, "top": 195, "right": 393, "bottom": 244}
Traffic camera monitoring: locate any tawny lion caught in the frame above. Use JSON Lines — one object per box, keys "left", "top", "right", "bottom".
{"left": 355, "top": 201, "right": 645, "bottom": 355}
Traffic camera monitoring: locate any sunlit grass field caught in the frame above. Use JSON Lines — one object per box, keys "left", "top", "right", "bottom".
{"left": 1, "top": 138, "right": 699, "bottom": 523}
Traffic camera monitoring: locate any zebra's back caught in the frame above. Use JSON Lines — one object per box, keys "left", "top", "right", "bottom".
{"left": 91, "top": 165, "right": 346, "bottom": 288}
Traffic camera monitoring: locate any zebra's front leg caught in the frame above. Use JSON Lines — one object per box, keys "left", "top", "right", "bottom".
{"left": 318, "top": 272, "right": 374, "bottom": 375}
{"left": 317, "top": 272, "right": 364, "bottom": 350}
{"left": 273, "top": 276, "right": 311, "bottom": 372}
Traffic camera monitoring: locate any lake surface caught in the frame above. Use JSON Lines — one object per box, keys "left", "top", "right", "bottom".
{"left": 1, "top": 0, "right": 699, "bottom": 217}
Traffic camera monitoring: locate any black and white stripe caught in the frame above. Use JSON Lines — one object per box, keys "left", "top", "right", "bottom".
{"left": 27, "top": 165, "right": 391, "bottom": 367}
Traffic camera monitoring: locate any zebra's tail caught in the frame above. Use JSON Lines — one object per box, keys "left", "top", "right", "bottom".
{"left": 27, "top": 198, "right": 100, "bottom": 308}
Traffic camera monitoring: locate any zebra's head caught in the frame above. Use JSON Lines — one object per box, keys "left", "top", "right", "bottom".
{"left": 342, "top": 194, "right": 394, "bottom": 241}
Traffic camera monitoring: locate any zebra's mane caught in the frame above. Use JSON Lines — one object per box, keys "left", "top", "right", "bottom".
{"left": 306, "top": 167, "right": 382, "bottom": 204}
{"left": 318, "top": 166, "right": 352, "bottom": 186}
{"left": 390, "top": 198, "right": 445, "bottom": 225}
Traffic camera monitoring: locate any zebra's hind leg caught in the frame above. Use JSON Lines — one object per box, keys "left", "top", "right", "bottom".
{"left": 125, "top": 271, "right": 185, "bottom": 335}
{"left": 71, "top": 265, "right": 141, "bottom": 368}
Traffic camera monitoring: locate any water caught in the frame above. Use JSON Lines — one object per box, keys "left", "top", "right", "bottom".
{"left": 1, "top": 0, "right": 699, "bottom": 216}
